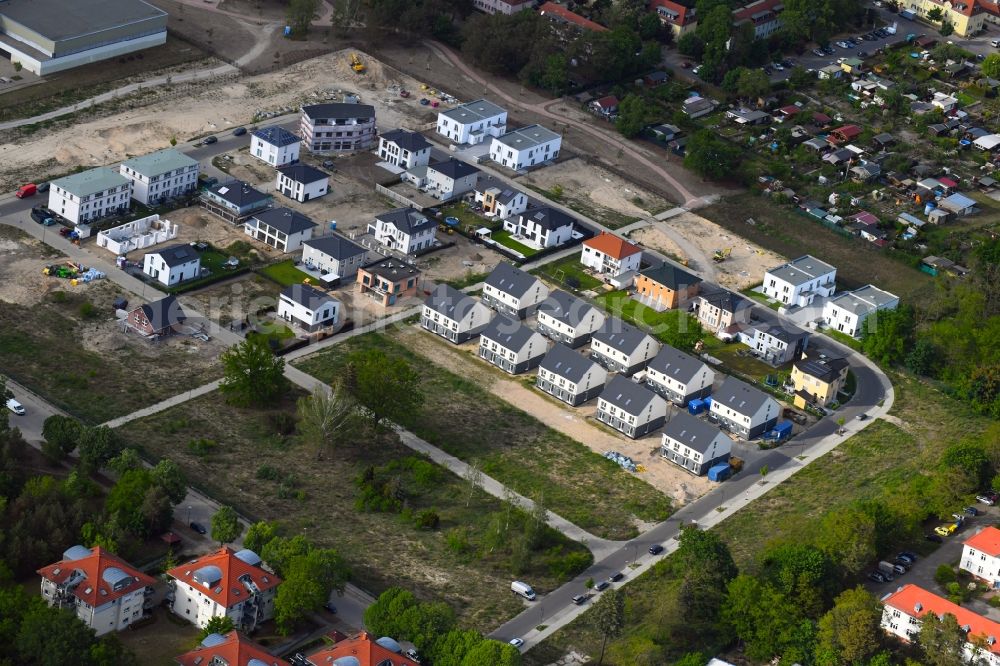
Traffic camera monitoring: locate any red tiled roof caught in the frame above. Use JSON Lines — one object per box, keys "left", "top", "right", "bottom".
{"left": 37, "top": 546, "right": 155, "bottom": 609}
{"left": 538, "top": 2, "right": 609, "bottom": 32}
{"left": 595, "top": 95, "right": 619, "bottom": 109}
{"left": 829, "top": 125, "right": 862, "bottom": 143}
{"left": 924, "top": 0, "right": 980, "bottom": 17}
{"left": 777, "top": 105, "right": 800, "bottom": 116}
{"left": 306, "top": 632, "right": 418, "bottom": 666}
{"left": 167, "top": 546, "right": 282, "bottom": 610}
{"left": 583, "top": 232, "right": 642, "bottom": 260}
{"left": 966, "top": 526, "right": 1000, "bottom": 557}
{"left": 813, "top": 112, "right": 832, "bottom": 123}
{"left": 849, "top": 211, "right": 879, "bottom": 226}
{"left": 650, "top": 0, "right": 691, "bottom": 26}
{"left": 883, "top": 584, "right": 1000, "bottom": 653}
{"left": 733, "top": 0, "right": 784, "bottom": 22}
{"left": 981, "top": 0, "right": 1000, "bottom": 18}
{"left": 176, "top": 631, "right": 289, "bottom": 666}
{"left": 938, "top": 176, "right": 958, "bottom": 188}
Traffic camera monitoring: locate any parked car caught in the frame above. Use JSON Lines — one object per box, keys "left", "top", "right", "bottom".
{"left": 609, "top": 572, "right": 625, "bottom": 582}
{"left": 203, "top": 136, "right": 218, "bottom": 145}
{"left": 856, "top": 413, "right": 868, "bottom": 421}
{"left": 649, "top": 544, "right": 665, "bottom": 555}
{"left": 572, "top": 594, "right": 588, "bottom": 605}
{"left": 509, "top": 639, "right": 524, "bottom": 649}
{"left": 965, "top": 506, "right": 979, "bottom": 516}
{"left": 813, "top": 48, "right": 826, "bottom": 56}
{"left": 869, "top": 571, "right": 887, "bottom": 583}
{"left": 896, "top": 552, "right": 917, "bottom": 564}
{"left": 977, "top": 493, "right": 996, "bottom": 505}
{"left": 934, "top": 524, "right": 956, "bottom": 537}
{"left": 323, "top": 602, "right": 337, "bottom": 613}
{"left": 233, "top": 127, "right": 247, "bottom": 136}
{"left": 404, "top": 649, "right": 421, "bottom": 663}
{"left": 858, "top": 51, "right": 870, "bottom": 58}
{"left": 893, "top": 557, "right": 912, "bottom": 570}
{"left": 5, "top": 398, "right": 25, "bottom": 415}
{"left": 37, "top": 182, "right": 50, "bottom": 193}
{"left": 322, "top": 159, "right": 335, "bottom": 169}
{"left": 772, "top": 62, "right": 784, "bottom": 71}
{"left": 899, "top": 550, "right": 918, "bottom": 561}
{"left": 594, "top": 581, "right": 610, "bottom": 592}
{"left": 926, "top": 533, "right": 944, "bottom": 543}
{"left": 189, "top": 521, "right": 208, "bottom": 535}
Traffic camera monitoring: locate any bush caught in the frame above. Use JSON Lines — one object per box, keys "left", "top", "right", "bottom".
{"left": 49, "top": 291, "right": 67, "bottom": 304}
{"left": 187, "top": 438, "right": 218, "bottom": 457}
{"left": 935, "top": 564, "right": 958, "bottom": 586}
{"left": 79, "top": 302, "right": 96, "bottom": 319}
{"left": 414, "top": 509, "right": 440, "bottom": 530}
{"left": 548, "top": 550, "right": 592, "bottom": 581}
{"left": 988, "top": 595, "right": 1000, "bottom": 608}
{"left": 410, "top": 459, "right": 442, "bottom": 487}
{"left": 445, "top": 528, "right": 470, "bottom": 555}
{"left": 256, "top": 465, "right": 280, "bottom": 481}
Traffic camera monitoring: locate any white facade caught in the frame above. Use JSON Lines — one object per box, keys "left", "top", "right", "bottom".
{"left": 40, "top": 578, "right": 148, "bottom": 636}
{"left": 5, "top": 31, "right": 166, "bottom": 77}
{"left": 479, "top": 324, "right": 548, "bottom": 374}
{"left": 473, "top": 0, "right": 533, "bottom": 14}
{"left": 422, "top": 298, "right": 493, "bottom": 343}
{"left": 646, "top": 360, "right": 714, "bottom": 405}
{"left": 143, "top": 249, "right": 200, "bottom": 287}
{"left": 596, "top": 387, "right": 667, "bottom": 438}
{"left": 590, "top": 334, "right": 660, "bottom": 376}
{"left": 371, "top": 211, "right": 436, "bottom": 255}
{"left": 426, "top": 163, "right": 479, "bottom": 200}
{"left": 171, "top": 578, "right": 277, "bottom": 631}
{"left": 49, "top": 167, "right": 132, "bottom": 225}
{"left": 489, "top": 125, "right": 562, "bottom": 171}
{"left": 244, "top": 209, "right": 316, "bottom": 253}
{"left": 119, "top": 150, "right": 199, "bottom": 205}
{"left": 278, "top": 289, "right": 340, "bottom": 332}
{"left": 961, "top": 528, "right": 1000, "bottom": 588}
{"left": 762, "top": 255, "right": 837, "bottom": 307}
{"left": 301, "top": 237, "right": 367, "bottom": 280}
{"left": 823, "top": 285, "right": 900, "bottom": 338}
{"left": 481, "top": 278, "right": 549, "bottom": 318}
{"left": 275, "top": 170, "right": 328, "bottom": 203}
{"left": 536, "top": 305, "right": 605, "bottom": 345}
{"left": 502, "top": 208, "right": 574, "bottom": 250}
{"left": 580, "top": 235, "right": 643, "bottom": 275}
{"left": 710, "top": 387, "right": 780, "bottom": 439}
{"left": 537, "top": 359, "right": 608, "bottom": 402}
{"left": 377, "top": 133, "right": 432, "bottom": 169}
{"left": 251, "top": 132, "right": 301, "bottom": 167}
{"left": 475, "top": 186, "right": 529, "bottom": 219}
{"left": 436, "top": 99, "right": 508, "bottom": 145}
{"left": 96, "top": 214, "right": 178, "bottom": 255}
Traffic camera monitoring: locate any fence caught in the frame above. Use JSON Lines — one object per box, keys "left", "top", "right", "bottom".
{"left": 375, "top": 182, "right": 425, "bottom": 210}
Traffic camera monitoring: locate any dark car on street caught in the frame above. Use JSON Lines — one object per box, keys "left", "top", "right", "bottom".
{"left": 203, "top": 136, "right": 218, "bottom": 145}
{"left": 594, "top": 581, "right": 610, "bottom": 592}
{"left": 649, "top": 544, "right": 664, "bottom": 555}
{"left": 189, "top": 521, "right": 207, "bottom": 535}
{"left": 233, "top": 127, "right": 247, "bottom": 136}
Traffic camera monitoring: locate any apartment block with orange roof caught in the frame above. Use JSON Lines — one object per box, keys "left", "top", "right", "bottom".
{"left": 167, "top": 546, "right": 282, "bottom": 631}
{"left": 881, "top": 583, "right": 1000, "bottom": 658}
{"left": 580, "top": 232, "right": 643, "bottom": 277}
{"left": 304, "top": 632, "right": 419, "bottom": 666}
{"left": 961, "top": 526, "right": 1000, "bottom": 587}
{"left": 38, "top": 545, "right": 156, "bottom": 636}
{"left": 175, "top": 630, "right": 289, "bottom": 666}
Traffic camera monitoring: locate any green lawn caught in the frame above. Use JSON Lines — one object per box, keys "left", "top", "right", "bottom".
{"left": 121, "top": 390, "right": 591, "bottom": 630}
{"left": 294, "top": 332, "right": 672, "bottom": 540}
{"left": 531, "top": 254, "right": 603, "bottom": 291}
{"left": 492, "top": 230, "right": 540, "bottom": 257}
{"left": 822, "top": 327, "right": 864, "bottom": 352}
{"left": 259, "top": 260, "right": 313, "bottom": 287}
{"left": 441, "top": 202, "right": 498, "bottom": 232}
{"left": 595, "top": 290, "right": 703, "bottom": 351}
{"left": 741, "top": 287, "right": 781, "bottom": 310}
{"left": 709, "top": 343, "right": 786, "bottom": 381}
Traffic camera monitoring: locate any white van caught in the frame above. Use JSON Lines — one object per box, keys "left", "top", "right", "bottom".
{"left": 511, "top": 581, "right": 536, "bottom": 601}
{"left": 992, "top": 39, "right": 1000, "bottom": 48}
{"left": 5, "top": 398, "right": 25, "bottom": 415}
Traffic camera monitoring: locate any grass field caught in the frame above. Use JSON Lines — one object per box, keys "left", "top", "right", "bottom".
{"left": 532, "top": 255, "right": 604, "bottom": 291}
{"left": 492, "top": 230, "right": 540, "bottom": 257}
{"left": 294, "top": 333, "right": 672, "bottom": 540}
{"left": 123, "top": 390, "right": 591, "bottom": 630}
{"left": 259, "top": 259, "right": 313, "bottom": 287}
{"left": 594, "top": 290, "right": 714, "bottom": 353}
{"left": 701, "top": 193, "right": 934, "bottom": 301}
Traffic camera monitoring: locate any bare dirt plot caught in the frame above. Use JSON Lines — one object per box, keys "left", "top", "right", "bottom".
{"left": 0, "top": 226, "right": 65, "bottom": 306}
{"left": 395, "top": 326, "right": 713, "bottom": 509}
{"left": 517, "top": 157, "right": 671, "bottom": 229}
{"left": 629, "top": 213, "right": 788, "bottom": 291}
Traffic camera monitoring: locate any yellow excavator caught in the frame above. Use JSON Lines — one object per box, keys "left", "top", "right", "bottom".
{"left": 713, "top": 247, "right": 732, "bottom": 262}
{"left": 350, "top": 53, "right": 365, "bottom": 73}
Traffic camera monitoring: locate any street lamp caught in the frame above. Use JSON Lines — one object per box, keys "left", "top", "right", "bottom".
{"left": 187, "top": 505, "right": 192, "bottom": 523}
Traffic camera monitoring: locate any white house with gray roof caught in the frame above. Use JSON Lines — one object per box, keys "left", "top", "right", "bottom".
{"left": 661, "top": 413, "right": 731, "bottom": 475}
{"left": 120, "top": 149, "right": 199, "bottom": 205}
{"left": 596, "top": 375, "right": 667, "bottom": 439}
{"left": 536, "top": 343, "right": 608, "bottom": 405}
{"left": 49, "top": 167, "right": 132, "bottom": 225}
{"left": 503, "top": 207, "right": 575, "bottom": 250}
{"left": 479, "top": 314, "right": 548, "bottom": 374}
{"left": 421, "top": 283, "right": 492, "bottom": 344}
{"left": 251, "top": 126, "right": 301, "bottom": 167}
{"left": 436, "top": 99, "right": 508, "bottom": 145}
{"left": 370, "top": 208, "right": 437, "bottom": 255}
{"left": 749, "top": 324, "right": 810, "bottom": 366}
{"left": 378, "top": 129, "right": 432, "bottom": 169}
{"left": 709, "top": 376, "right": 780, "bottom": 439}
{"left": 482, "top": 262, "right": 549, "bottom": 318}
{"left": 644, "top": 345, "right": 714, "bottom": 405}
{"left": 590, "top": 319, "right": 660, "bottom": 376}
{"left": 536, "top": 289, "right": 605, "bottom": 348}
{"left": 244, "top": 208, "right": 316, "bottom": 253}
{"left": 142, "top": 243, "right": 200, "bottom": 286}
{"left": 822, "top": 284, "right": 899, "bottom": 338}
{"left": 301, "top": 234, "right": 367, "bottom": 281}
{"left": 408, "top": 158, "right": 480, "bottom": 200}
{"left": 474, "top": 181, "right": 529, "bottom": 219}
{"left": 275, "top": 164, "right": 329, "bottom": 203}
{"left": 762, "top": 255, "right": 837, "bottom": 307}
{"left": 277, "top": 283, "right": 339, "bottom": 332}
{"left": 201, "top": 181, "right": 272, "bottom": 224}
{"left": 489, "top": 124, "right": 562, "bottom": 171}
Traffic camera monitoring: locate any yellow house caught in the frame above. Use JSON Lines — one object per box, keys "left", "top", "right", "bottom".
{"left": 903, "top": 0, "right": 986, "bottom": 37}
{"left": 791, "top": 353, "right": 849, "bottom": 409}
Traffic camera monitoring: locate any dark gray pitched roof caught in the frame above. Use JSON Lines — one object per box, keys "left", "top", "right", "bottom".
{"left": 430, "top": 158, "right": 479, "bottom": 180}
{"left": 303, "top": 234, "right": 366, "bottom": 260}
{"left": 484, "top": 262, "right": 538, "bottom": 299}
{"left": 380, "top": 129, "right": 431, "bottom": 152}
{"left": 425, "top": 283, "right": 484, "bottom": 321}
{"left": 536, "top": 289, "right": 597, "bottom": 326}
{"left": 209, "top": 181, "right": 269, "bottom": 207}
{"left": 699, "top": 288, "right": 750, "bottom": 314}
{"left": 252, "top": 208, "right": 316, "bottom": 235}
{"left": 519, "top": 206, "right": 576, "bottom": 232}
{"left": 149, "top": 243, "right": 199, "bottom": 268}
{"left": 599, "top": 375, "right": 660, "bottom": 415}
{"left": 639, "top": 263, "right": 702, "bottom": 290}
{"left": 713, "top": 376, "right": 773, "bottom": 416}
{"left": 252, "top": 126, "right": 300, "bottom": 147}
{"left": 647, "top": 346, "right": 706, "bottom": 384}
{"left": 592, "top": 318, "right": 654, "bottom": 354}
{"left": 277, "top": 164, "right": 328, "bottom": 184}
{"left": 377, "top": 208, "right": 434, "bottom": 235}
{"left": 301, "top": 103, "right": 375, "bottom": 120}
{"left": 281, "top": 283, "right": 334, "bottom": 310}
{"left": 139, "top": 295, "right": 186, "bottom": 332}
{"left": 793, "top": 356, "right": 848, "bottom": 383}
{"left": 481, "top": 314, "right": 541, "bottom": 352}
{"left": 758, "top": 324, "right": 809, "bottom": 345}
{"left": 539, "top": 343, "right": 599, "bottom": 383}
{"left": 662, "top": 412, "right": 726, "bottom": 454}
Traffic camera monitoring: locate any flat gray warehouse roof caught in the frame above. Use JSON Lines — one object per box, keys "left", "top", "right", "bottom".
{"left": 0, "top": 0, "right": 166, "bottom": 42}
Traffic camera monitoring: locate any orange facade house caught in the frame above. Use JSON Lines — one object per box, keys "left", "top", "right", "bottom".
{"left": 634, "top": 263, "right": 702, "bottom": 310}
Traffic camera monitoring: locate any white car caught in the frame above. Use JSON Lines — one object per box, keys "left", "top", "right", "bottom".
{"left": 5, "top": 398, "right": 25, "bottom": 415}
{"left": 509, "top": 638, "right": 524, "bottom": 649}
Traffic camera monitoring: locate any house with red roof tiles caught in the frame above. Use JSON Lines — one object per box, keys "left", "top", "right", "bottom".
{"left": 176, "top": 631, "right": 289, "bottom": 666}
{"left": 167, "top": 546, "right": 282, "bottom": 631}
{"left": 904, "top": 0, "right": 985, "bottom": 36}
{"left": 649, "top": 0, "right": 697, "bottom": 37}
{"left": 961, "top": 526, "right": 1000, "bottom": 587}
{"left": 38, "top": 545, "right": 155, "bottom": 636}
{"left": 881, "top": 583, "right": 1000, "bottom": 658}
{"left": 732, "top": 0, "right": 784, "bottom": 39}
{"left": 538, "top": 2, "right": 609, "bottom": 32}
{"left": 303, "top": 632, "right": 418, "bottom": 666}
{"left": 580, "top": 232, "right": 642, "bottom": 277}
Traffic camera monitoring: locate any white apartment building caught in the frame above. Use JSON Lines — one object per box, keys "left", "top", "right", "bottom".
{"left": 479, "top": 314, "right": 548, "bottom": 374}
{"left": 536, "top": 289, "right": 605, "bottom": 348}
{"left": 474, "top": 181, "right": 529, "bottom": 219}
{"left": 595, "top": 375, "right": 668, "bottom": 439}
{"left": 823, "top": 284, "right": 900, "bottom": 338}
{"left": 251, "top": 126, "right": 301, "bottom": 167}
{"left": 49, "top": 167, "right": 132, "bottom": 225}
{"left": 301, "top": 234, "right": 367, "bottom": 281}
{"left": 961, "top": 527, "right": 1000, "bottom": 588}
{"left": 580, "top": 232, "right": 643, "bottom": 276}
{"left": 142, "top": 243, "right": 201, "bottom": 286}
{"left": 473, "top": 0, "right": 534, "bottom": 14}
{"left": 761, "top": 255, "right": 837, "bottom": 307}
{"left": 38, "top": 545, "right": 155, "bottom": 636}
{"left": 277, "top": 283, "right": 340, "bottom": 332}
{"left": 244, "top": 208, "right": 316, "bottom": 253}
{"left": 300, "top": 103, "right": 377, "bottom": 153}
{"left": 536, "top": 343, "right": 609, "bottom": 406}
{"left": 421, "top": 283, "right": 493, "bottom": 344}
{"left": 120, "top": 149, "right": 199, "bottom": 205}
{"left": 661, "top": 413, "right": 732, "bottom": 476}
{"left": 377, "top": 129, "right": 432, "bottom": 170}
{"left": 709, "top": 376, "right": 780, "bottom": 440}
{"left": 489, "top": 124, "right": 562, "bottom": 171}
{"left": 645, "top": 345, "right": 715, "bottom": 406}
{"left": 482, "top": 261, "right": 549, "bottom": 319}
{"left": 436, "top": 99, "right": 508, "bottom": 145}
{"left": 168, "top": 547, "right": 281, "bottom": 632}
{"left": 590, "top": 319, "right": 660, "bottom": 376}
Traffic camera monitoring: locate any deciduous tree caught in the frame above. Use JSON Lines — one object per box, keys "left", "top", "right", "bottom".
{"left": 591, "top": 587, "right": 625, "bottom": 665}
{"left": 220, "top": 337, "right": 288, "bottom": 407}
{"left": 77, "top": 426, "right": 125, "bottom": 473}
{"left": 151, "top": 459, "right": 187, "bottom": 504}
{"left": 198, "top": 615, "right": 234, "bottom": 640}
{"left": 286, "top": 0, "right": 319, "bottom": 35}
{"left": 348, "top": 348, "right": 421, "bottom": 428}
{"left": 41, "top": 415, "right": 82, "bottom": 462}
{"left": 815, "top": 587, "right": 885, "bottom": 666}
{"left": 296, "top": 382, "right": 358, "bottom": 459}
{"left": 244, "top": 520, "right": 278, "bottom": 554}
{"left": 210, "top": 505, "right": 241, "bottom": 545}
